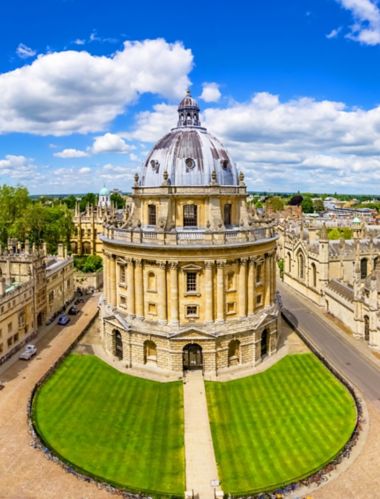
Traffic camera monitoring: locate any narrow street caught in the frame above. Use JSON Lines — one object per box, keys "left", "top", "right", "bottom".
{"left": 279, "top": 281, "right": 380, "bottom": 403}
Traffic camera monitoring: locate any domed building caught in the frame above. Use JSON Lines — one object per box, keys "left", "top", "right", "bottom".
{"left": 98, "top": 186, "right": 111, "bottom": 208}
{"left": 100, "top": 91, "right": 279, "bottom": 376}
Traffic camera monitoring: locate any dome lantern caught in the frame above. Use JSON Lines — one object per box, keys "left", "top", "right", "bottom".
{"left": 177, "top": 89, "right": 201, "bottom": 127}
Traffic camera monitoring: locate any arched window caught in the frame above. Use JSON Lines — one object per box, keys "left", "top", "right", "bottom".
{"left": 148, "top": 204, "right": 157, "bottom": 226}
{"left": 311, "top": 263, "right": 317, "bottom": 287}
{"left": 82, "top": 241, "right": 91, "bottom": 255}
{"left": 144, "top": 340, "right": 157, "bottom": 364}
{"left": 364, "top": 315, "right": 370, "bottom": 342}
{"left": 361, "top": 258, "right": 368, "bottom": 279}
{"left": 287, "top": 252, "right": 291, "bottom": 273}
{"left": 297, "top": 252, "right": 304, "bottom": 280}
{"left": 224, "top": 204, "right": 232, "bottom": 226}
{"left": 148, "top": 271, "right": 156, "bottom": 291}
{"left": 228, "top": 339, "right": 240, "bottom": 366}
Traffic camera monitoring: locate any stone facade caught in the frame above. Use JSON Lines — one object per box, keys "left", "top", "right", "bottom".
{"left": 0, "top": 241, "right": 75, "bottom": 361}
{"left": 99, "top": 91, "right": 280, "bottom": 377}
{"left": 279, "top": 219, "right": 380, "bottom": 350}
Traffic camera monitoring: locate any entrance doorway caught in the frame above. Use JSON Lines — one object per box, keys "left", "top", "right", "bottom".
{"left": 261, "top": 329, "right": 269, "bottom": 358}
{"left": 113, "top": 330, "right": 123, "bottom": 360}
{"left": 183, "top": 343, "right": 203, "bottom": 370}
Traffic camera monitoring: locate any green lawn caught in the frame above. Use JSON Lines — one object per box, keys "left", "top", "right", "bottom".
{"left": 32, "top": 354, "right": 185, "bottom": 497}
{"left": 206, "top": 353, "right": 357, "bottom": 495}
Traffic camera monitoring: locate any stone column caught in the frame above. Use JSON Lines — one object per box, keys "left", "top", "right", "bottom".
{"left": 127, "top": 258, "right": 135, "bottom": 318}
{"left": 135, "top": 259, "right": 144, "bottom": 319}
{"left": 247, "top": 258, "right": 254, "bottom": 315}
{"left": 265, "top": 254, "right": 271, "bottom": 306}
{"left": 204, "top": 261, "right": 214, "bottom": 322}
{"left": 169, "top": 262, "right": 178, "bottom": 324}
{"left": 238, "top": 258, "right": 248, "bottom": 317}
{"left": 110, "top": 255, "right": 117, "bottom": 307}
{"left": 158, "top": 261, "right": 167, "bottom": 323}
{"left": 103, "top": 252, "right": 109, "bottom": 303}
{"left": 216, "top": 260, "right": 225, "bottom": 322}
{"left": 271, "top": 253, "right": 276, "bottom": 303}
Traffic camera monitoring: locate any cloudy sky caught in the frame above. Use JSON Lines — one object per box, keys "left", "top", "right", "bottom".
{"left": 1, "top": 0, "right": 380, "bottom": 194}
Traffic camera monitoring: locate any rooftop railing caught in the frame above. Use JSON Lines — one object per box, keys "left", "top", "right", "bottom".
{"left": 101, "top": 225, "right": 275, "bottom": 247}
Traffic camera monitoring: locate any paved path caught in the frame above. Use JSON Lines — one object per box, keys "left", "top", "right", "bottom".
{"left": 183, "top": 371, "right": 220, "bottom": 499}
{"left": 0, "top": 296, "right": 112, "bottom": 498}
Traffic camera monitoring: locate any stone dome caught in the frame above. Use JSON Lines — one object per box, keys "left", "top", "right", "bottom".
{"left": 139, "top": 91, "right": 238, "bottom": 187}
{"left": 99, "top": 186, "right": 110, "bottom": 196}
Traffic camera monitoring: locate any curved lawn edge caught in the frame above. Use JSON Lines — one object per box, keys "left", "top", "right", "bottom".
{"left": 27, "top": 315, "right": 183, "bottom": 499}
{"left": 206, "top": 352, "right": 361, "bottom": 497}
{"left": 31, "top": 381, "right": 183, "bottom": 499}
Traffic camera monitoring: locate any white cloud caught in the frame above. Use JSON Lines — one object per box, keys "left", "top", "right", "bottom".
{"left": 54, "top": 148, "right": 89, "bottom": 158}
{"left": 0, "top": 38, "right": 193, "bottom": 136}
{"left": 127, "top": 91, "right": 380, "bottom": 193}
{"left": 91, "top": 133, "right": 130, "bottom": 154}
{"left": 326, "top": 27, "right": 342, "bottom": 38}
{"left": 73, "top": 38, "right": 86, "bottom": 46}
{"left": 0, "top": 154, "right": 37, "bottom": 179}
{"left": 336, "top": 0, "right": 380, "bottom": 45}
{"left": 200, "top": 82, "right": 221, "bottom": 103}
{"left": 79, "top": 167, "right": 91, "bottom": 174}
{"left": 16, "top": 43, "right": 37, "bottom": 59}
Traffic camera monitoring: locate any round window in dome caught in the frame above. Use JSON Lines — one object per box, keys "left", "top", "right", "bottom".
{"left": 185, "top": 158, "right": 196, "bottom": 171}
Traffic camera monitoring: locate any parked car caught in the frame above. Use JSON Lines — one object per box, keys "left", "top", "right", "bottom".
{"left": 19, "top": 344, "right": 37, "bottom": 360}
{"left": 68, "top": 305, "right": 78, "bottom": 315}
{"left": 57, "top": 314, "right": 70, "bottom": 326}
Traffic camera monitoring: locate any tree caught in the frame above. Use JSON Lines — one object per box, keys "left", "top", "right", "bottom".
{"left": 110, "top": 192, "right": 125, "bottom": 209}
{"left": 80, "top": 193, "right": 97, "bottom": 211}
{"left": 313, "top": 199, "right": 325, "bottom": 212}
{"left": 74, "top": 255, "right": 103, "bottom": 273}
{"left": 265, "top": 196, "right": 285, "bottom": 212}
{"left": 0, "top": 185, "right": 29, "bottom": 244}
{"left": 301, "top": 197, "right": 314, "bottom": 213}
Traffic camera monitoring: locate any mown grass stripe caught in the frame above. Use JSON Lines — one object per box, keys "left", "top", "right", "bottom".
{"left": 205, "top": 353, "right": 356, "bottom": 495}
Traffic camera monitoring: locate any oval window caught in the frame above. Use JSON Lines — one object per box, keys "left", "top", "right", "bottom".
{"left": 185, "top": 158, "right": 196, "bottom": 170}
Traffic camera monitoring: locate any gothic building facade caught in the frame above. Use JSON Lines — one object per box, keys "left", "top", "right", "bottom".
{"left": 280, "top": 221, "right": 380, "bottom": 350}
{"left": 99, "top": 91, "right": 280, "bottom": 376}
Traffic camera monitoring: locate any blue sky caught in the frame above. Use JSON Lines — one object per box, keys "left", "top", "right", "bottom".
{"left": 1, "top": 0, "right": 380, "bottom": 194}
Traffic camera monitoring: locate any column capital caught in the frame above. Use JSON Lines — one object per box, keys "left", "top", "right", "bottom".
{"left": 169, "top": 261, "right": 178, "bottom": 269}
{"left": 240, "top": 257, "right": 249, "bottom": 265}
{"left": 204, "top": 260, "right": 214, "bottom": 269}
{"left": 216, "top": 259, "right": 227, "bottom": 268}
{"left": 157, "top": 261, "right": 167, "bottom": 270}
{"left": 135, "top": 258, "right": 143, "bottom": 266}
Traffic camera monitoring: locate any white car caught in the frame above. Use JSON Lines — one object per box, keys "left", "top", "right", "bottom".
{"left": 19, "top": 344, "right": 37, "bottom": 360}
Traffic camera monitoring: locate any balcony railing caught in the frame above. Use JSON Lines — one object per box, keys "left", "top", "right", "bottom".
{"left": 101, "top": 225, "right": 275, "bottom": 247}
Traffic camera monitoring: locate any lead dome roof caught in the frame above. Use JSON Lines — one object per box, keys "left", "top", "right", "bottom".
{"left": 139, "top": 90, "right": 238, "bottom": 187}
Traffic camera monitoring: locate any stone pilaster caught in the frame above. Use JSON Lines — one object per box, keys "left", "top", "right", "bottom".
{"left": 238, "top": 258, "right": 248, "bottom": 317}
{"left": 167, "top": 262, "right": 177, "bottom": 324}
{"left": 127, "top": 258, "right": 135, "bottom": 317}
{"left": 156, "top": 261, "right": 167, "bottom": 323}
{"left": 135, "top": 259, "right": 144, "bottom": 319}
{"left": 216, "top": 260, "right": 225, "bottom": 322}
{"left": 204, "top": 261, "right": 214, "bottom": 323}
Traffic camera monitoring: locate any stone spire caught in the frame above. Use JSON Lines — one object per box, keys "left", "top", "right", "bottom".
{"left": 320, "top": 222, "right": 328, "bottom": 240}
